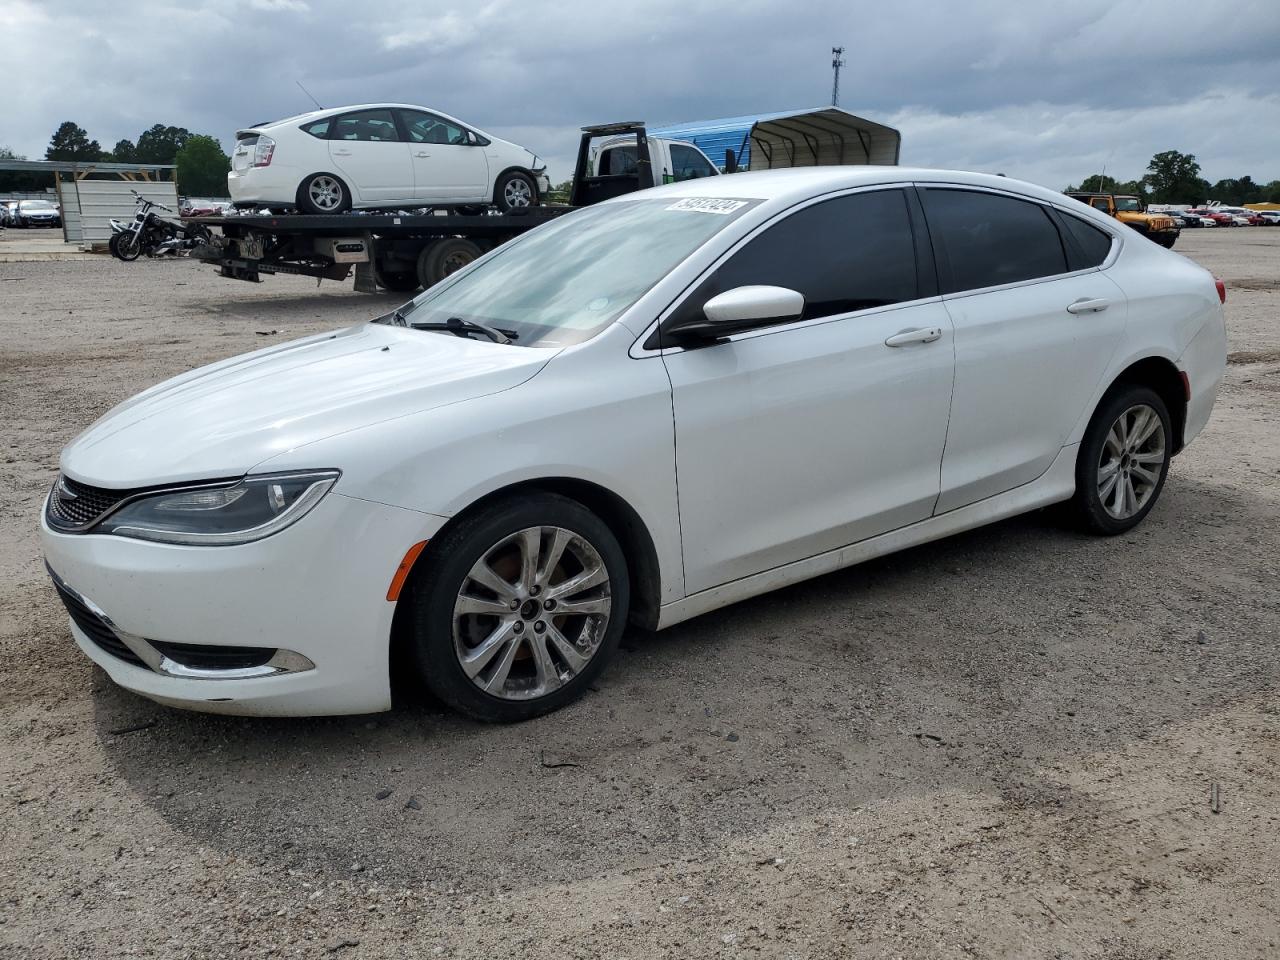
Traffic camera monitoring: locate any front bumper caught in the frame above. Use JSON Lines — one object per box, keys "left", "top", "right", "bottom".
{"left": 535, "top": 172, "right": 551, "bottom": 197}
{"left": 40, "top": 490, "right": 447, "bottom": 716}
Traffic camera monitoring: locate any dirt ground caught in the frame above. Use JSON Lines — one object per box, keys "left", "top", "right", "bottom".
{"left": 0, "top": 228, "right": 1277, "bottom": 959}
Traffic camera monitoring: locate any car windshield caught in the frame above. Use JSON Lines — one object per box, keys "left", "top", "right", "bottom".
{"left": 399, "top": 197, "right": 759, "bottom": 347}
{"left": 1115, "top": 198, "right": 1143, "bottom": 212}
{"left": 20, "top": 200, "right": 55, "bottom": 211}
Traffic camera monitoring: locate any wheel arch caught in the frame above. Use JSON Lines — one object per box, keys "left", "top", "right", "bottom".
{"left": 1097, "top": 356, "right": 1188, "bottom": 454}
{"left": 388, "top": 476, "right": 663, "bottom": 699}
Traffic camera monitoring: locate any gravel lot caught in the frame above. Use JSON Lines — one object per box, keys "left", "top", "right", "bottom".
{"left": 1, "top": 229, "right": 1277, "bottom": 959}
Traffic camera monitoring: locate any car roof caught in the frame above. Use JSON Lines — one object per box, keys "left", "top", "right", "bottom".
{"left": 609, "top": 166, "right": 1077, "bottom": 210}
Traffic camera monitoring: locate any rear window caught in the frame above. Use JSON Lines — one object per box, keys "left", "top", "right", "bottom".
{"left": 301, "top": 119, "right": 330, "bottom": 139}
{"left": 1059, "top": 213, "right": 1114, "bottom": 268}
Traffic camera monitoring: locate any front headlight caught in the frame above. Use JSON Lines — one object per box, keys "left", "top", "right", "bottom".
{"left": 98, "top": 470, "right": 340, "bottom": 545}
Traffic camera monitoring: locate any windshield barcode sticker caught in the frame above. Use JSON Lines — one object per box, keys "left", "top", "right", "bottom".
{"left": 666, "top": 198, "right": 747, "bottom": 215}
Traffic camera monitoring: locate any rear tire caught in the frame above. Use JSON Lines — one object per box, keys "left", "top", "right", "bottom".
{"left": 296, "top": 173, "right": 351, "bottom": 215}
{"left": 406, "top": 494, "right": 629, "bottom": 723}
{"left": 374, "top": 260, "right": 420, "bottom": 292}
{"left": 1068, "top": 386, "right": 1172, "bottom": 535}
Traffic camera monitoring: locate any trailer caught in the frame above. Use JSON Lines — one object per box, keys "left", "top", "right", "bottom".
{"left": 189, "top": 122, "right": 678, "bottom": 294}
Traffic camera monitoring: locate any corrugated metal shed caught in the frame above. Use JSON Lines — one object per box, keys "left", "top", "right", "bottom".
{"left": 649, "top": 107, "right": 901, "bottom": 171}
{"left": 72, "top": 181, "right": 178, "bottom": 244}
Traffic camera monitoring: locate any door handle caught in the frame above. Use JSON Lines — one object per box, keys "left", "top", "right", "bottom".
{"left": 332, "top": 149, "right": 352, "bottom": 157}
{"left": 415, "top": 152, "right": 431, "bottom": 158}
{"left": 1066, "top": 297, "right": 1110, "bottom": 314}
{"left": 884, "top": 327, "right": 942, "bottom": 347}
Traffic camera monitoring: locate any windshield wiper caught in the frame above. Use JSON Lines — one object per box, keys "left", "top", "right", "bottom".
{"left": 410, "top": 316, "right": 516, "bottom": 344}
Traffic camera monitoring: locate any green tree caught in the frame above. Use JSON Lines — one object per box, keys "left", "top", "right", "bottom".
{"left": 1144, "top": 150, "right": 1203, "bottom": 204}
{"left": 1264, "top": 180, "right": 1280, "bottom": 204}
{"left": 45, "top": 121, "right": 104, "bottom": 162}
{"left": 175, "top": 134, "right": 230, "bottom": 196}
{"left": 107, "top": 138, "right": 138, "bottom": 163}
{"left": 1065, "top": 173, "right": 1122, "bottom": 193}
{"left": 0, "top": 146, "right": 47, "bottom": 190}
{"left": 134, "top": 124, "right": 192, "bottom": 164}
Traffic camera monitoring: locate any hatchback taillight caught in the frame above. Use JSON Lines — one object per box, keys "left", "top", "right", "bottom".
{"left": 1215, "top": 278, "right": 1226, "bottom": 304}
{"left": 253, "top": 136, "right": 275, "bottom": 168}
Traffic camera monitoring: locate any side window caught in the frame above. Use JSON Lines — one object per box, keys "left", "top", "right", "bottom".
{"left": 1059, "top": 212, "right": 1114, "bottom": 268}
{"left": 666, "top": 190, "right": 918, "bottom": 333}
{"left": 401, "top": 111, "right": 468, "bottom": 146}
{"left": 331, "top": 109, "right": 401, "bottom": 142}
{"left": 300, "top": 119, "right": 330, "bottom": 139}
{"left": 599, "top": 146, "right": 638, "bottom": 176}
{"left": 1089, "top": 198, "right": 1111, "bottom": 212}
{"left": 670, "top": 144, "right": 716, "bottom": 181}
{"left": 921, "top": 189, "right": 1068, "bottom": 293}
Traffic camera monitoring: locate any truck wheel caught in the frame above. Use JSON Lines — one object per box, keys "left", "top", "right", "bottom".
{"left": 416, "top": 238, "right": 483, "bottom": 289}
{"left": 296, "top": 173, "right": 351, "bottom": 215}
{"left": 494, "top": 171, "right": 537, "bottom": 212}
{"left": 375, "top": 267, "right": 419, "bottom": 292}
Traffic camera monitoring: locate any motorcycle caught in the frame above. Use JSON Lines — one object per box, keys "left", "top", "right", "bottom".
{"left": 109, "top": 190, "right": 213, "bottom": 261}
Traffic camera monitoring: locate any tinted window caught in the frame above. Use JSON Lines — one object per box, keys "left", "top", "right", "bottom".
{"left": 598, "top": 145, "right": 638, "bottom": 176}
{"left": 670, "top": 144, "right": 717, "bottom": 181}
{"left": 331, "top": 109, "right": 400, "bottom": 142}
{"left": 922, "top": 189, "right": 1068, "bottom": 293}
{"left": 1059, "top": 212, "right": 1114, "bottom": 268}
{"left": 666, "top": 190, "right": 918, "bottom": 333}
{"left": 301, "top": 119, "right": 330, "bottom": 138}
{"left": 401, "top": 110, "right": 467, "bottom": 146}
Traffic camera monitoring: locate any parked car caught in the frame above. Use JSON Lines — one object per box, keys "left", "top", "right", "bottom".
{"left": 1256, "top": 210, "right": 1280, "bottom": 226}
{"left": 14, "top": 199, "right": 61, "bottom": 228}
{"left": 228, "top": 104, "right": 552, "bottom": 214}
{"left": 1167, "top": 211, "right": 1203, "bottom": 228}
{"left": 1065, "top": 193, "right": 1179, "bottom": 247}
{"left": 41, "top": 167, "right": 1226, "bottom": 720}
{"left": 1191, "top": 209, "right": 1236, "bottom": 227}
{"left": 1216, "top": 207, "right": 1266, "bottom": 226}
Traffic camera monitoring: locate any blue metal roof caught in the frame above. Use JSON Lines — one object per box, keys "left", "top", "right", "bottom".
{"left": 648, "top": 111, "right": 810, "bottom": 171}
{"left": 649, "top": 107, "right": 902, "bottom": 171}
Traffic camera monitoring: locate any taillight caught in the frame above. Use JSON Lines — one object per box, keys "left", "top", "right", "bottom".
{"left": 1214, "top": 278, "right": 1226, "bottom": 304}
{"left": 253, "top": 136, "right": 275, "bottom": 168}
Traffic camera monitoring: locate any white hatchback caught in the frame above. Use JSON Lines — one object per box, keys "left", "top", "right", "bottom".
{"left": 43, "top": 168, "right": 1226, "bottom": 721}
{"left": 228, "top": 103, "right": 551, "bottom": 213}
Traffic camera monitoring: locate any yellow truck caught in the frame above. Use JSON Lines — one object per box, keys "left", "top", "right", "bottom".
{"left": 1067, "top": 193, "right": 1179, "bottom": 248}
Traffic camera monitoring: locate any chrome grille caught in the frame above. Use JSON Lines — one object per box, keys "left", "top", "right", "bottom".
{"left": 46, "top": 475, "right": 133, "bottom": 530}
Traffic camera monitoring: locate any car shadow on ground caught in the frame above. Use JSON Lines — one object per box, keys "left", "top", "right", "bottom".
{"left": 90, "top": 478, "right": 1278, "bottom": 888}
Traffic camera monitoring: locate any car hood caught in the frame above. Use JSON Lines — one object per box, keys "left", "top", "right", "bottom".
{"left": 61, "top": 323, "right": 553, "bottom": 488}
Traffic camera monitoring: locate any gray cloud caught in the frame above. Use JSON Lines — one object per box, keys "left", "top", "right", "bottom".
{"left": 3, "top": 0, "right": 1278, "bottom": 190}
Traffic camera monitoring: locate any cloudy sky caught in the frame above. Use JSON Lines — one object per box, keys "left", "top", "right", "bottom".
{"left": 4, "top": 0, "right": 1279, "bottom": 190}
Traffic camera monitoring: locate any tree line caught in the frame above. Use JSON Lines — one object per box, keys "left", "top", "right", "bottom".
{"left": 0, "top": 121, "right": 232, "bottom": 196}
{"left": 1066, "top": 150, "right": 1279, "bottom": 206}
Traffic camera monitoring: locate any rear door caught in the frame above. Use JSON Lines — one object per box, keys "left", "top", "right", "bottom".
{"left": 398, "top": 109, "right": 489, "bottom": 203}
{"left": 920, "top": 186, "right": 1127, "bottom": 513}
{"left": 327, "top": 108, "right": 413, "bottom": 203}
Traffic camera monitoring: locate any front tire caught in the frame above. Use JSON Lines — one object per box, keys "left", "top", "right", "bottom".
{"left": 111, "top": 231, "right": 141, "bottom": 261}
{"left": 296, "top": 173, "right": 351, "bottom": 215}
{"left": 407, "top": 494, "right": 629, "bottom": 722}
{"left": 493, "top": 170, "right": 537, "bottom": 212}
{"left": 1069, "top": 386, "right": 1172, "bottom": 535}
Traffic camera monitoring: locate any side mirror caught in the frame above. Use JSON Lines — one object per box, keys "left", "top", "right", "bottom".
{"left": 669, "top": 285, "right": 805, "bottom": 343}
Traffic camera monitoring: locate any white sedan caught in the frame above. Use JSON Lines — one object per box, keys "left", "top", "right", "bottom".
{"left": 42, "top": 168, "right": 1226, "bottom": 721}
{"left": 227, "top": 103, "right": 551, "bottom": 213}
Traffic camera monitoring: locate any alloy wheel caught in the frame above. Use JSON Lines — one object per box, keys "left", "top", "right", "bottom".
{"left": 452, "top": 526, "right": 611, "bottom": 701}
{"left": 308, "top": 176, "right": 343, "bottom": 211}
{"left": 1097, "top": 403, "right": 1166, "bottom": 520}
{"left": 503, "top": 178, "right": 533, "bottom": 208}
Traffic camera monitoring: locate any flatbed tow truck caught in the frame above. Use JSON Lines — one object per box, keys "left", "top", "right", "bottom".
{"left": 189, "top": 122, "right": 679, "bottom": 294}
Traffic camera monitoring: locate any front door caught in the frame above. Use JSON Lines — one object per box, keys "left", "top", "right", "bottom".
{"left": 398, "top": 110, "right": 490, "bottom": 203}
{"left": 661, "top": 189, "right": 956, "bottom": 594}
{"left": 327, "top": 108, "right": 413, "bottom": 203}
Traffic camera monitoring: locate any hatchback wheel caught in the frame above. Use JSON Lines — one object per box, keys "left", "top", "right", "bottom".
{"left": 296, "top": 173, "right": 350, "bottom": 215}
{"left": 407, "top": 494, "right": 629, "bottom": 722}
{"left": 494, "top": 171, "right": 537, "bottom": 212}
{"left": 1070, "top": 386, "right": 1172, "bottom": 535}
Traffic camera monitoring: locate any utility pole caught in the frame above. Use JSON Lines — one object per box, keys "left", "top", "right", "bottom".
{"left": 831, "top": 46, "right": 845, "bottom": 107}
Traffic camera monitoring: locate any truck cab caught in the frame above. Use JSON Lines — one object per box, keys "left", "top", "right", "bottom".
{"left": 593, "top": 136, "right": 720, "bottom": 185}
{"left": 569, "top": 122, "right": 720, "bottom": 208}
